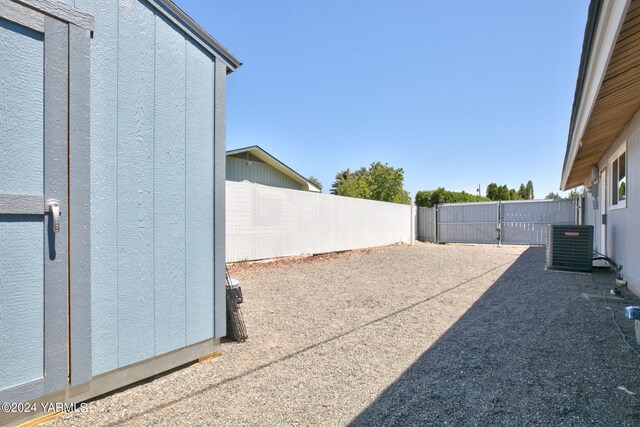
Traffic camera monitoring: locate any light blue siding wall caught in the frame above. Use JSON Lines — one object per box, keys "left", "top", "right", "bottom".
{"left": 0, "top": 218, "right": 43, "bottom": 389}
{"left": 74, "top": 0, "right": 119, "bottom": 376}
{"left": 0, "top": 19, "right": 45, "bottom": 390}
{"left": 603, "top": 115, "right": 640, "bottom": 295}
{"left": 74, "top": 0, "right": 222, "bottom": 375}
{"left": 117, "top": 0, "right": 156, "bottom": 368}
{"left": 226, "top": 156, "right": 304, "bottom": 190}
{"left": 185, "top": 43, "right": 215, "bottom": 344}
{"left": 588, "top": 110, "right": 640, "bottom": 296}
{"left": 154, "top": 11, "right": 187, "bottom": 356}
{"left": 0, "top": 20, "right": 43, "bottom": 195}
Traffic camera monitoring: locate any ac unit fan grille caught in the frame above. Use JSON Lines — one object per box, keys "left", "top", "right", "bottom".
{"left": 546, "top": 225, "right": 594, "bottom": 272}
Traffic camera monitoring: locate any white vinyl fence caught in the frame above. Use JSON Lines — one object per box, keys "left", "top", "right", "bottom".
{"left": 226, "top": 181, "right": 414, "bottom": 262}
{"left": 417, "top": 207, "right": 436, "bottom": 242}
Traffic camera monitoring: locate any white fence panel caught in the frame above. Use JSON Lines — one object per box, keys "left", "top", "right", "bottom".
{"left": 417, "top": 207, "right": 436, "bottom": 242}
{"left": 226, "top": 181, "right": 412, "bottom": 262}
{"left": 500, "top": 199, "right": 577, "bottom": 244}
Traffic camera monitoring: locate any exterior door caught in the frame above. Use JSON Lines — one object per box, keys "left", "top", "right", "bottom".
{"left": 600, "top": 168, "right": 607, "bottom": 255}
{"left": 0, "top": 7, "right": 70, "bottom": 403}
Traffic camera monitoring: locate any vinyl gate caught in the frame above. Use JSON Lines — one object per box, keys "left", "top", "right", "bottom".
{"left": 438, "top": 202, "right": 500, "bottom": 244}
{"left": 420, "top": 199, "right": 578, "bottom": 245}
{"left": 500, "top": 199, "right": 577, "bottom": 244}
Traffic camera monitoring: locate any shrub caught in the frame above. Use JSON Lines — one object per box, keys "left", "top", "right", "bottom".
{"left": 415, "top": 188, "right": 490, "bottom": 207}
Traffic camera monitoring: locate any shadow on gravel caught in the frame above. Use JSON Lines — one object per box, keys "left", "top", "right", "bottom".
{"left": 351, "top": 246, "right": 640, "bottom": 426}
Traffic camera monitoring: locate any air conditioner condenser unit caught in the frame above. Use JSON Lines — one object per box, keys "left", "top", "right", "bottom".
{"left": 546, "top": 225, "right": 594, "bottom": 272}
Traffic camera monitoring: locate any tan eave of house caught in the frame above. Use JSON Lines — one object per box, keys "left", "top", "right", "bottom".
{"left": 564, "top": 0, "right": 640, "bottom": 189}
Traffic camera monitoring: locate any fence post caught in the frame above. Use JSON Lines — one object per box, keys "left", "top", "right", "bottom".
{"left": 410, "top": 199, "right": 415, "bottom": 245}
{"left": 497, "top": 201, "right": 502, "bottom": 246}
{"left": 435, "top": 204, "right": 439, "bottom": 244}
{"left": 576, "top": 197, "right": 581, "bottom": 225}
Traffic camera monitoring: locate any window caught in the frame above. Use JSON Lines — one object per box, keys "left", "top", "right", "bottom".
{"left": 610, "top": 143, "right": 627, "bottom": 209}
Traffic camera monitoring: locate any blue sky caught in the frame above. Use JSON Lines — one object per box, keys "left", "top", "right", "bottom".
{"left": 174, "top": 0, "right": 590, "bottom": 198}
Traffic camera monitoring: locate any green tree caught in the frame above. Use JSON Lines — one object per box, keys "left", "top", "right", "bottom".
{"left": 486, "top": 183, "right": 499, "bottom": 200}
{"left": 545, "top": 192, "right": 560, "bottom": 199}
{"left": 430, "top": 187, "right": 447, "bottom": 205}
{"left": 415, "top": 190, "right": 434, "bottom": 207}
{"left": 487, "top": 183, "right": 522, "bottom": 201}
{"left": 569, "top": 186, "right": 584, "bottom": 198}
{"left": 367, "top": 162, "right": 410, "bottom": 204}
{"left": 517, "top": 183, "right": 527, "bottom": 199}
{"left": 525, "top": 180, "right": 534, "bottom": 199}
{"left": 335, "top": 162, "right": 410, "bottom": 204}
{"left": 336, "top": 172, "right": 371, "bottom": 200}
{"left": 330, "top": 169, "right": 350, "bottom": 195}
{"left": 496, "top": 185, "right": 510, "bottom": 200}
{"left": 415, "top": 188, "right": 489, "bottom": 207}
{"left": 307, "top": 175, "right": 322, "bottom": 191}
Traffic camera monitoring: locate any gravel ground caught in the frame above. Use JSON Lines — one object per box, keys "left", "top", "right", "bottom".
{"left": 46, "top": 243, "right": 640, "bottom": 426}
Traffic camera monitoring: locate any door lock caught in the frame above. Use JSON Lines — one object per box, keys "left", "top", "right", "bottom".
{"left": 47, "top": 199, "right": 60, "bottom": 233}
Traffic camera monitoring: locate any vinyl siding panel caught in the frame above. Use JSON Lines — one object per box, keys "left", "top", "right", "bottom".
{"left": 116, "top": 0, "right": 156, "bottom": 367}
{"left": 153, "top": 13, "right": 187, "bottom": 355}
{"left": 74, "top": 0, "right": 120, "bottom": 376}
{"left": 0, "top": 20, "right": 43, "bottom": 195}
{"left": 0, "top": 217, "right": 44, "bottom": 390}
{"left": 226, "top": 156, "right": 304, "bottom": 191}
{"left": 591, "top": 110, "right": 640, "bottom": 296}
{"left": 185, "top": 43, "right": 215, "bottom": 345}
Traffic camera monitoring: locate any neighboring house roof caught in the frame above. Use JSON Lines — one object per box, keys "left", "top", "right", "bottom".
{"left": 157, "top": 0, "right": 241, "bottom": 72}
{"left": 226, "top": 146, "right": 322, "bottom": 192}
{"left": 561, "top": 0, "right": 637, "bottom": 190}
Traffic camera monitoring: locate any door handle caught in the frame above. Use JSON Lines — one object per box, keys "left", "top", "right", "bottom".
{"left": 47, "top": 199, "right": 60, "bottom": 233}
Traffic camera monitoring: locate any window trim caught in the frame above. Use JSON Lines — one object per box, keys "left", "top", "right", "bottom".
{"left": 609, "top": 141, "right": 627, "bottom": 210}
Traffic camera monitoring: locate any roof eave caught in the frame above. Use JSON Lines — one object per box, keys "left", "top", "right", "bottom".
{"left": 152, "top": 0, "right": 242, "bottom": 72}
{"left": 561, "top": 0, "right": 602, "bottom": 191}
{"left": 561, "top": 0, "right": 632, "bottom": 190}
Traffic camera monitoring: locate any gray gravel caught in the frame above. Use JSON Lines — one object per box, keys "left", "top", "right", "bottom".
{"left": 47, "top": 244, "right": 640, "bottom": 426}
